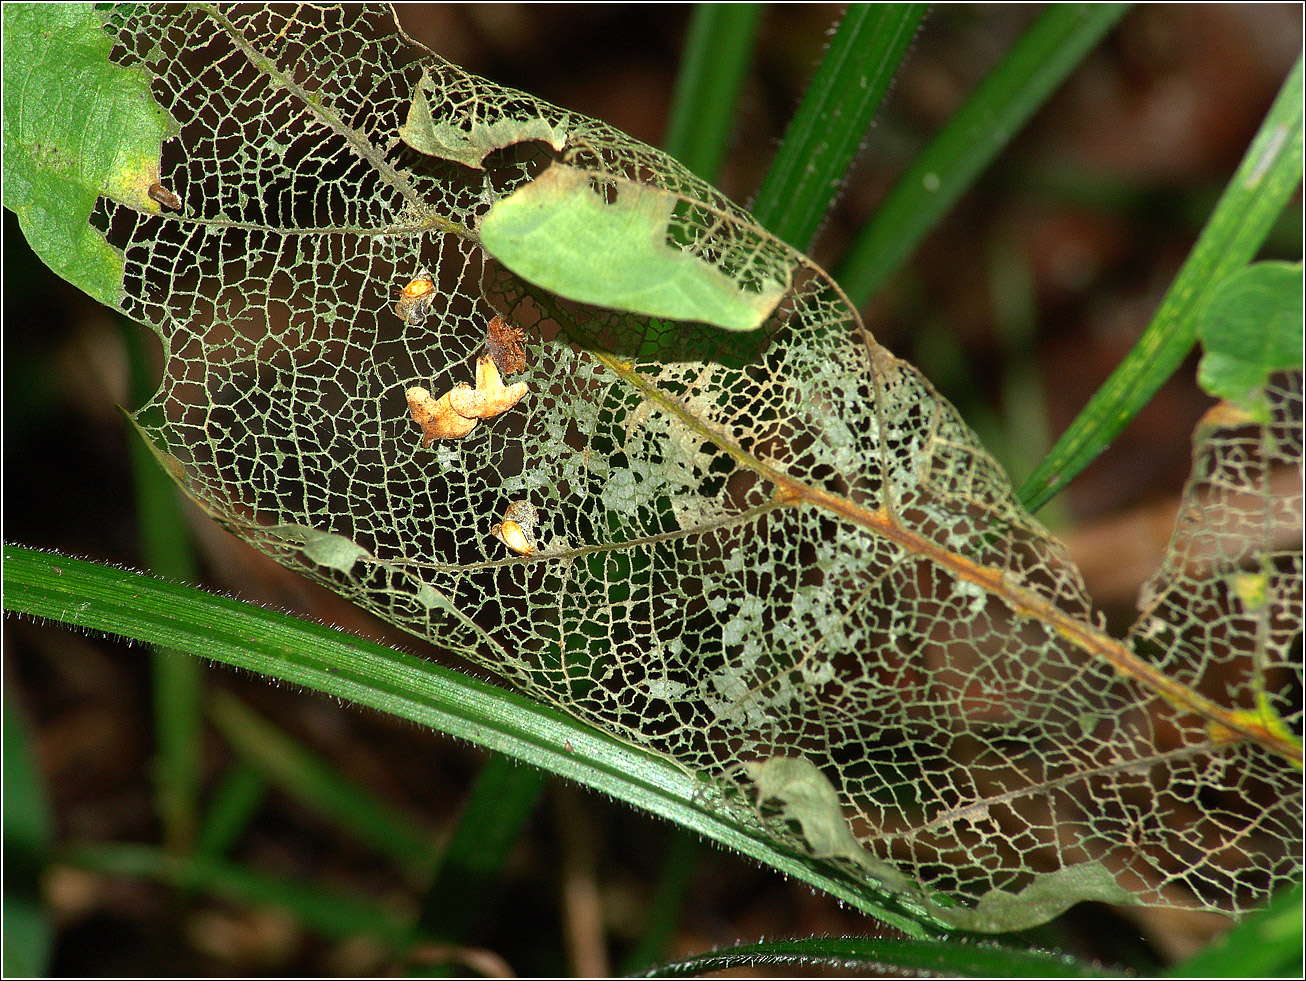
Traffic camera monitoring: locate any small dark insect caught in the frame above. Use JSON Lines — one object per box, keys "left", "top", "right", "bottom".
{"left": 485, "top": 315, "right": 527, "bottom": 375}
{"left": 148, "top": 181, "right": 182, "bottom": 211}
{"left": 395, "top": 271, "right": 436, "bottom": 325}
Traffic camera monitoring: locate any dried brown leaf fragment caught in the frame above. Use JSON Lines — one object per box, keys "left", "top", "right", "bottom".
{"left": 406, "top": 386, "right": 478, "bottom": 444}
{"left": 406, "top": 356, "right": 529, "bottom": 444}
{"left": 448, "top": 356, "right": 529, "bottom": 420}
{"left": 485, "top": 315, "right": 527, "bottom": 374}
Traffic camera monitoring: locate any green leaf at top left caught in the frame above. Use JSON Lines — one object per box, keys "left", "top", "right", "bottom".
{"left": 2, "top": 2, "right": 179, "bottom": 309}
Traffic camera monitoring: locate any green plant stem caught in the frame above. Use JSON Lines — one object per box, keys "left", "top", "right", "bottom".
{"left": 664, "top": 3, "right": 764, "bottom": 183}
{"left": 1018, "top": 54, "right": 1305, "bottom": 512}
{"left": 751, "top": 3, "right": 927, "bottom": 251}
{"left": 836, "top": 3, "right": 1129, "bottom": 306}
{"left": 1, "top": 545, "right": 939, "bottom": 937}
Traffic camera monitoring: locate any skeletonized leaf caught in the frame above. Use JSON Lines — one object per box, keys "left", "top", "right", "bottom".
{"left": 26, "top": 4, "right": 1302, "bottom": 932}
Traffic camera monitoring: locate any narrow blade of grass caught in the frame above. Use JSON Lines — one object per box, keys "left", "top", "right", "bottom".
{"left": 836, "top": 4, "right": 1129, "bottom": 306}
{"left": 2, "top": 693, "right": 54, "bottom": 977}
{"left": 620, "top": 830, "right": 700, "bottom": 974}
{"left": 1, "top": 545, "right": 939, "bottom": 938}
{"left": 663, "top": 3, "right": 764, "bottom": 183}
{"left": 209, "top": 691, "right": 439, "bottom": 879}
{"left": 751, "top": 4, "right": 927, "bottom": 251}
{"left": 194, "top": 761, "right": 267, "bottom": 860}
{"left": 123, "top": 314, "right": 204, "bottom": 855}
{"left": 416, "top": 752, "right": 546, "bottom": 938}
{"left": 1018, "top": 55, "right": 1305, "bottom": 512}
{"left": 62, "top": 842, "right": 412, "bottom": 945}
{"left": 637, "top": 936, "right": 1114, "bottom": 979}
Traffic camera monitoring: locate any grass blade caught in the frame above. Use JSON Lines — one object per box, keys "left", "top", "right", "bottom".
{"left": 124, "top": 314, "right": 205, "bottom": 855}
{"left": 194, "top": 762, "right": 267, "bottom": 859}
{"left": 1, "top": 545, "right": 937, "bottom": 937}
{"left": 663, "top": 3, "right": 764, "bottom": 182}
{"left": 209, "top": 691, "right": 439, "bottom": 878}
{"left": 637, "top": 935, "right": 1113, "bottom": 978}
{"left": 751, "top": 4, "right": 927, "bottom": 251}
{"left": 2, "top": 693, "right": 54, "bottom": 977}
{"left": 836, "top": 4, "right": 1129, "bottom": 306}
{"left": 1018, "top": 55, "right": 1305, "bottom": 512}
{"left": 63, "top": 842, "right": 412, "bottom": 945}
{"left": 620, "top": 831, "right": 700, "bottom": 974}
{"left": 416, "top": 752, "right": 546, "bottom": 938}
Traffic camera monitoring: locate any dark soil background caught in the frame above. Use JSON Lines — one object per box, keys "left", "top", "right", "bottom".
{"left": 4, "top": 4, "right": 1301, "bottom": 976}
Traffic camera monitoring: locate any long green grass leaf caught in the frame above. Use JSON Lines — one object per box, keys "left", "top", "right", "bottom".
{"left": 663, "top": 4, "right": 764, "bottom": 183}
{"left": 836, "top": 3, "right": 1129, "bottom": 306}
{"left": 751, "top": 4, "right": 927, "bottom": 251}
{"left": 1, "top": 545, "right": 937, "bottom": 937}
{"left": 637, "top": 936, "right": 1114, "bottom": 979}
{"left": 1018, "top": 55, "right": 1305, "bottom": 512}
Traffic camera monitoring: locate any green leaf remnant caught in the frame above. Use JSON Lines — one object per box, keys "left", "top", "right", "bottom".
{"left": 480, "top": 163, "right": 790, "bottom": 331}
{"left": 400, "top": 65, "right": 571, "bottom": 169}
{"left": 1, "top": 3, "right": 178, "bottom": 308}
{"left": 1197, "top": 261, "right": 1304, "bottom": 422}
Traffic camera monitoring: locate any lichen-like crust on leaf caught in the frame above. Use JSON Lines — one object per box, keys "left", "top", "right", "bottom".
{"left": 94, "top": 3, "right": 1302, "bottom": 931}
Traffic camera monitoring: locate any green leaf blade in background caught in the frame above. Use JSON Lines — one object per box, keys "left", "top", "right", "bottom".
{"left": 1197, "top": 260, "right": 1304, "bottom": 422}
{"left": 0, "top": 2, "right": 177, "bottom": 309}
{"left": 209, "top": 691, "right": 440, "bottom": 879}
{"left": 836, "top": 3, "right": 1130, "bottom": 307}
{"left": 415, "top": 752, "right": 547, "bottom": 940}
{"left": 2, "top": 693, "right": 54, "bottom": 978}
{"left": 1018, "top": 54, "right": 1305, "bottom": 512}
{"left": 750, "top": 3, "right": 928, "bottom": 252}
{"left": 663, "top": 3, "right": 764, "bottom": 184}
{"left": 1164, "top": 881, "right": 1304, "bottom": 979}
{"left": 63, "top": 842, "right": 413, "bottom": 946}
